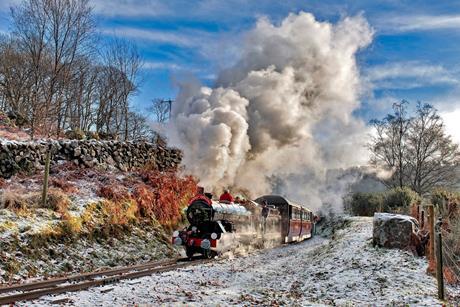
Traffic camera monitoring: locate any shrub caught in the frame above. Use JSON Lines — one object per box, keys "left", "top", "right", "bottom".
{"left": 347, "top": 192, "right": 384, "bottom": 216}
{"left": 133, "top": 184, "right": 156, "bottom": 219}
{"left": 59, "top": 215, "right": 83, "bottom": 237}
{"left": 0, "top": 189, "right": 30, "bottom": 211}
{"left": 85, "top": 131, "right": 100, "bottom": 140}
{"left": 42, "top": 188, "right": 71, "bottom": 215}
{"left": 98, "top": 185, "right": 130, "bottom": 202}
{"left": 64, "top": 129, "right": 86, "bottom": 140}
{"left": 382, "top": 187, "right": 421, "bottom": 214}
{"left": 431, "top": 188, "right": 460, "bottom": 219}
{"left": 50, "top": 178, "right": 78, "bottom": 193}
{"left": 140, "top": 171, "right": 197, "bottom": 227}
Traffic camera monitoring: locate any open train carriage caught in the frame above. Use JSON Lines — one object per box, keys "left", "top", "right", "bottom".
{"left": 254, "top": 195, "right": 314, "bottom": 243}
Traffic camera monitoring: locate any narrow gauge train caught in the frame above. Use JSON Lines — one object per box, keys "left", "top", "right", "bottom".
{"left": 172, "top": 194, "right": 315, "bottom": 259}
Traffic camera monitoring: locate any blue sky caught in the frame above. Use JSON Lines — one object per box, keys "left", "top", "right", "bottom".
{"left": 1, "top": 0, "right": 460, "bottom": 139}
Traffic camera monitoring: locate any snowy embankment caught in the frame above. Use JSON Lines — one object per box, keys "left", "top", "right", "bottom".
{"left": 30, "top": 217, "right": 460, "bottom": 306}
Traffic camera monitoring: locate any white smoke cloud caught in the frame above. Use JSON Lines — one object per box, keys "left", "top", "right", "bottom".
{"left": 168, "top": 12, "right": 374, "bottom": 212}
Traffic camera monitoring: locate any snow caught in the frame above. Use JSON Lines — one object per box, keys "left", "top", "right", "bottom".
{"left": 24, "top": 217, "right": 460, "bottom": 306}
{"left": 374, "top": 212, "right": 418, "bottom": 223}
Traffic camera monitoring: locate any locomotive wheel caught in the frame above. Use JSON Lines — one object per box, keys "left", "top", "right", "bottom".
{"left": 202, "top": 249, "right": 215, "bottom": 259}
{"left": 186, "top": 247, "right": 194, "bottom": 260}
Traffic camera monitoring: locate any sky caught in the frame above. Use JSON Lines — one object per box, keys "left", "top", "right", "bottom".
{"left": 1, "top": 0, "right": 460, "bottom": 142}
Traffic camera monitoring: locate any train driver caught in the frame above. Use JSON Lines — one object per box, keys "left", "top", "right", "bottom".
{"left": 219, "top": 189, "right": 234, "bottom": 203}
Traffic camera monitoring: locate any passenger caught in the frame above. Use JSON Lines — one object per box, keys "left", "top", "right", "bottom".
{"left": 205, "top": 192, "right": 213, "bottom": 201}
{"left": 219, "top": 189, "right": 234, "bottom": 203}
{"left": 234, "top": 196, "right": 241, "bottom": 204}
{"left": 261, "top": 200, "right": 270, "bottom": 219}
{"left": 261, "top": 200, "right": 270, "bottom": 233}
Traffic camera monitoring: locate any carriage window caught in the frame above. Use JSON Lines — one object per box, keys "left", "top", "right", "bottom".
{"left": 292, "top": 208, "right": 299, "bottom": 220}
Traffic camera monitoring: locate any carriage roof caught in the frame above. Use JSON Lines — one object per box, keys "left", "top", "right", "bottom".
{"left": 254, "top": 195, "right": 312, "bottom": 212}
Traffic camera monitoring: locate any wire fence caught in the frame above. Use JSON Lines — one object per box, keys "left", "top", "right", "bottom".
{"left": 440, "top": 228, "right": 460, "bottom": 284}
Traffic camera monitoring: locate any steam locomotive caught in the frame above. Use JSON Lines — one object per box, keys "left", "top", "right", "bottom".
{"left": 172, "top": 194, "right": 315, "bottom": 259}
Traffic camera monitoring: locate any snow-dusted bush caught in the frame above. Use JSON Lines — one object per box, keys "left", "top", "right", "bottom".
{"left": 0, "top": 189, "right": 31, "bottom": 211}
{"left": 431, "top": 188, "right": 460, "bottom": 218}
{"left": 347, "top": 187, "right": 421, "bottom": 216}
{"left": 347, "top": 192, "right": 384, "bottom": 216}
{"left": 383, "top": 187, "right": 421, "bottom": 214}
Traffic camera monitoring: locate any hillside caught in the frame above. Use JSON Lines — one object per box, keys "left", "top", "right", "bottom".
{"left": 0, "top": 129, "right": 197, "bottom": 283}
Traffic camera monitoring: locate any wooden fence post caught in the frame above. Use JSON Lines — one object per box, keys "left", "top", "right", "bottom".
{"left": 427, "top": 205, "right": 435, "bottom": 260}
{"left": 41, "top": 149, "right": 51, "bottom": 207}
{"left": 435, "top": 219, "right": 445, "bottom": 300}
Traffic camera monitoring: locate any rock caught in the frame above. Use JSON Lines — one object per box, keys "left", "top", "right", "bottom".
{"left": 372, "top": 213, "right": 424, "bottom": 255}
{"left": 74, "top": 147, "right": 82, "bottom": 157}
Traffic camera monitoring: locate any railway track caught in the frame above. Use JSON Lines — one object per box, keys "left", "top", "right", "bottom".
{"left": 0, "top": 257, "right": 211, "bottom": 305}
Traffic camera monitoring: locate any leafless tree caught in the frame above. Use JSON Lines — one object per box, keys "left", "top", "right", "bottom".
{"left": 370, "top": 101, "right": 411, "bottom": 189}
{"left": 0, "top": 0, "right": 145, "bottom": 141}
{"left": 10, "top": 0, "right": 93, "bottom": 137}
{"left": 150, "top": 98, "right": 171, "bottom": 123}
{"left": 99, "top": 39, "right": 141, "bottom": 141}
{"left": 369, "top": 101, "right": 460, "bottom": 194}
{"left": 405, "top": 103, "right": 460, "bottom": 193}
{"left": 126, "top": 111, "right": 153, "bottom": 141}
{"left": 0, "top": 36, "right": 33, "bottom": 122}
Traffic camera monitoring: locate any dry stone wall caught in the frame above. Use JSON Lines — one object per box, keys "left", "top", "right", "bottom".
{"left": 0, "top": 140, "right": 182, "bottom": 178}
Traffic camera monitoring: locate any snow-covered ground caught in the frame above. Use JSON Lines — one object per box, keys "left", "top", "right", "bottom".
{"left": 26, "top": 216, "right": 460, "bottom": 306}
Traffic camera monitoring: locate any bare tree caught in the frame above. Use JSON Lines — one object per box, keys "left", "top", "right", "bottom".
{"left": 150, "top": 98, "right": 171, "bottom": 123}
{"left": 10, "top": 0, "right": 94, "bottom": 137}
{"left": 0, "top": 0, "right": 145, "bottom": 141}
{"left": 406, "top": 103, "right": 460, "bottom": 193}
{"left": 369, "top": 101, "right": 460, "bottom": 194}
{"left": 100, "top": 39, "right": 141, "bottom": 141}
{"left": 370, "top": 101, "right": 411, "bottom": 189}
{"left": 126, "top": 111, "right": 153, "bottom": 141}
{"left": 0, "top": 36, "right": 33, "bottom": 121}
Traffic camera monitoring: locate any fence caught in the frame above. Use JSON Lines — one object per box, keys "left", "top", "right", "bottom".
{"left": 415, "top": 204, "right": 460, "bottom": 300}
{"left": 440, "top": 228, "right": 460, "bottom": 284}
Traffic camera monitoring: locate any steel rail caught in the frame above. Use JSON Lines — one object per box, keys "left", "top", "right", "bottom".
{"left": 0, "top": 258, "right": 178, "bottom": 295}
{"left": 0, "top": 258, "right": 211, "bottom": 305}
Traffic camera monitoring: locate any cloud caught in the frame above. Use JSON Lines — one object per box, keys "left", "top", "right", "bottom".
{"left": 90, "top": 0, "right": 170, "bottom": 17}
{"left": 100, "top": 27, "right": 197, "bottom": 46}
{"left": 0, "top": 0, "right": 20, "bottom": 12}
{"left": 378, "top": 14, "right": 460, "bottom": 32}
{"left": 364, "top": 62, "right": 459, "bottom": 90}
{"left": 440, "top": 108, "right": 460, "bottom": 144}
{"left": 100, "top": 25, "right": 243, "bottom": 72}
{"left": 143, "top": 61, "right": 184, "bottom": 71}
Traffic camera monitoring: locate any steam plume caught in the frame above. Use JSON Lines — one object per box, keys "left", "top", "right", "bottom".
{"left": 168, "top": 12, "right": 374, "bottom": 211}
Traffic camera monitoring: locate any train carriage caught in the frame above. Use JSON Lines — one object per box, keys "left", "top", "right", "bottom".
{"left": 254, "top": 195, "right": 314, "bottom": 243}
